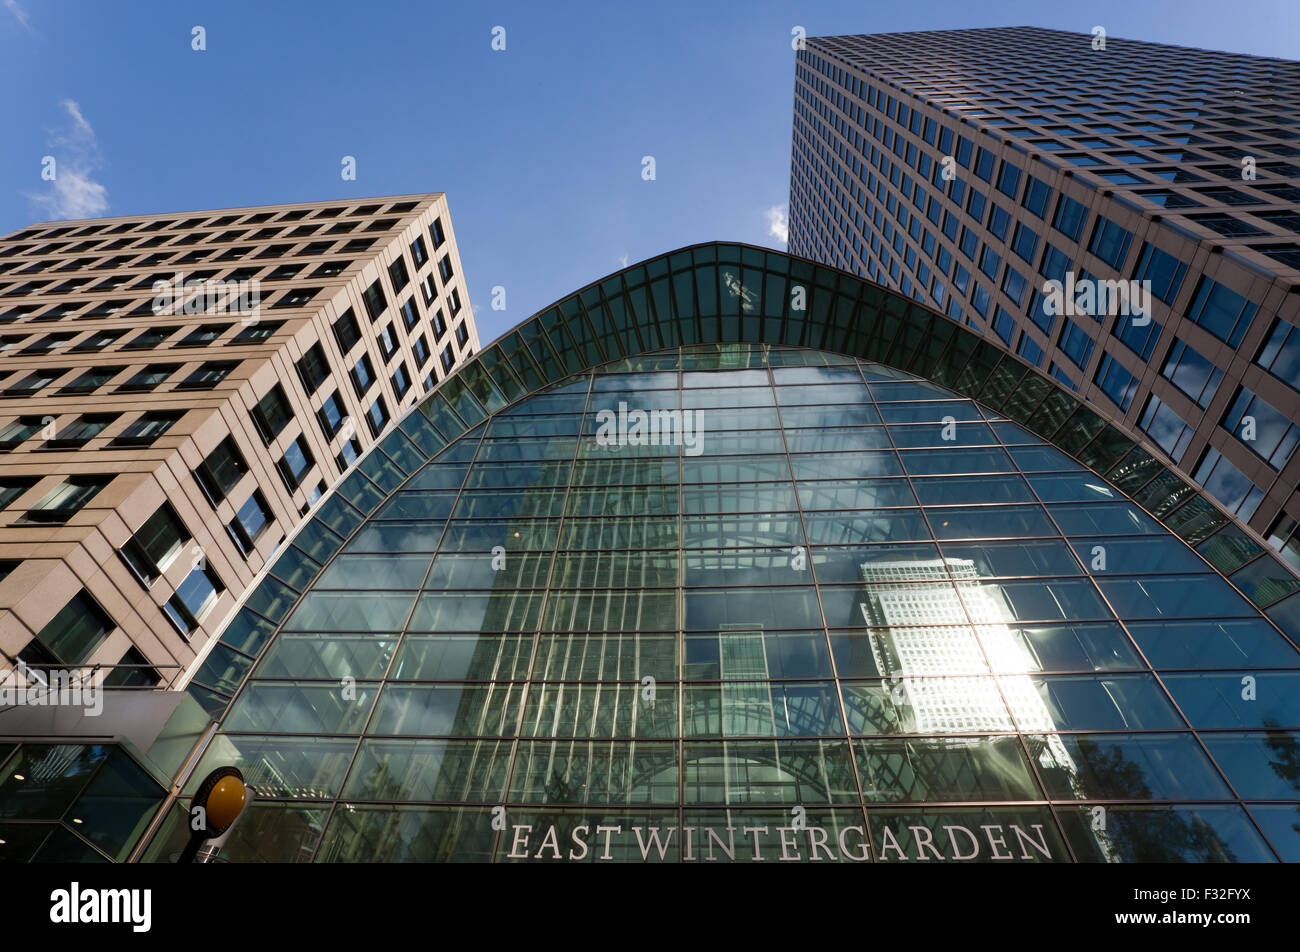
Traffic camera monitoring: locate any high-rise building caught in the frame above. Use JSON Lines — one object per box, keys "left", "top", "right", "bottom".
{"left": 788, "top": 27, "right": 1300, "bottom": 565}
{"left": 0, "top": 194, "right": 479, "bottom": 691}
{"left": 44, "top": 242, "right": 1293, "bottom": 864}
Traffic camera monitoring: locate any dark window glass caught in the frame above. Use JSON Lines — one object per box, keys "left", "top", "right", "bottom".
{"left": 177, "top": 360, "right": 239, "bottom": 391}
{"left": 1185, "top": 276, "right": 1258, "bottom": 347}
{"left": 251, "top": 384, "right": 294, "bottom": 444}
{"left": 296, "top": 342, "right": 331, "bottom": 396}
{"left": 276, "top": 436, "right": 315, "bottom": 491}
{"left": 351, "top": 354, "right": 376, "bottom": 398}
{"left": 58, "top": 365, "right": 125, "bottom": 395}
{"left": 317, "top": 390, "right": 347, "bottom": 439}
{"left": 119, "top": 502, "right": 191, "bottom": 586}
{"left": 194, "top": 436, "right": 248, "bottom": 504}
{"left": 32, "top": 590, "right": 115, "bottom": 664}
{"left": 109, "top": 410, "right": 185, "bottom": 447}
{"left": 228, "top": 489, "right": 273, "bottom": 556}
{"left": 20, "top": 475, "right": 113, "bottom": 524}
{"left": 365, "top": 395, "right": 390, "bottom": 437}
{"left": 363, "top": 280, "right": 387, "bottom": 321}
{"left": 388, "top": 257, "right": 410, "bottom": 291}
{"left": 333, "top": 307, "right": 362, "bottom": 353}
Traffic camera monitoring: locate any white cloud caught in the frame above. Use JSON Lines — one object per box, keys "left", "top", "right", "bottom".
{"left": 29, "top": 100, "right": 109, "bottom": 220}
{"left": 617, "top": 253, "right": 629, "bottom": 268}
{"left": 765, "top": 204, "right": 789, "bottom": 245}
{"left": 3, "top": 0, "right": 32, "bottom": 31}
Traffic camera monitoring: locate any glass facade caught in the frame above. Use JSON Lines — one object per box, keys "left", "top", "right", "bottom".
{"left": 157, "top": 244, "right": 1300, "bottom": 863}
{"left": 165, "top": 341, "right": 1300, "bottom": 863}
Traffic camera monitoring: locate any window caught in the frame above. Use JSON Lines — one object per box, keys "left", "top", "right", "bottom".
{"left": 991, "top": 306, "right": 1015, "bottom": 346}
{"left": 104, "top": 647, "right": 160, "bottom": 688}
{"left": 1161, "top": 339, "right": 1223, "bottom": 409}
{"left": 978, "top": 245, "right": 1001, "bottom": 280}
{"left": 251, "top": 384, "right": 294, "bottom": 444}
{"left": 1256, "top": 318, "right": 1300, "bottom": 393}
{"left": 1021, "top": 175, "right": 1052, "bottom": 218}
{"left": 1059, "top": 320, "right": 1095, "bottom": 370}
{"left": 117, "top": 363, "right": 179, "bottom": 394}
{"left": 333, "top": 307, "right": 362, "bottom": 353}
{"left": 164, "top": 562, "right": 225, "bottom": 635}
{"left": 388, "top": 257, "right": 410, "bottom": 291}
{"left": 1185, "top": 276, "right": 1258, "bottom": 348}
{"left": 432, "top": 309, "right": 448, "bottom": 341}
{"left": 273, "top": 287, "right": 321, "bottom": 309}
{"left": 455, "top": 322, "right": 469, "bottom": 348}
{"left": 23, "top": 332, "right": 75, "bottom": 354}
{"left": 177, "top": 323, "right": 229, "bottom": 347}
{"left": 1222, "top": 387, "right": 1300, "bottom": 469}
{"left": 19, "top": 475, "right": 113, "bottom": 524}
{"left": 1052, "top": 195, "right": 1087, "bottom": 243}
{"left": 231, "top": 320, "right": 284, "bottom": 344}
{"left": 412, "top": 333, "right": 431, "bottom": 368}
{"left": 58, "top": 365, "right": 125, "bottom": 395}
{"left": 377, "top": 323, "right": 399, "bottom": 362}
{"left": 438, "top": 256, "right": 454, "bottom": 284}
{"left": 44, "top": 413, "right": 118, "bottom": 449}
{"left": 0, "top": 478, "right": 37, "bottom": 509}
{"left": 228, "top": 489, "right": 273, "bottom": 556}
{"left": 30, "top": 590, "right": 115, "bottom": 664}
{"left": 177, "top": 360, "right": 239, "bottom": 391}
{"left": 109, "top": 410, "right": 185, "bottom": 447}
{"left": 1112, "top": 311, "right": 1162, "bottom": 361}
{"left": 119, "top": 502, "right": 190, "bottom": 586}
{"left": 194, "top": 436, "right": 248, "bottom": 504}
{"left": 123, "top": 326, "right": 179, "bottom": 350}
{"left": 1016, "top": 334, "right": 1045, "bottom": 368}
{"left": 4, "top": 369, "right": 66, "bottom": 397}
{"left": 400, "top": 297, "right": 419, "bottom": 331}
{"left": 995, "top": 161, "right": 1021, "bottom": 199}
{"left": 71, "top": 329, "right": 125, "bottom": 352}
{"left": 276, "top": 436, "right": 315, "bottom": 491}
{"left": 973, "top": 147, "right": 995, "bottom": 182}
{"left": 296, "top": 342, "right": 331, "bottom": 396}
{"left": 987, "top": 204, "right": 1010, "bottom": 241}
{"left": 363, "top": 280, "right": 388, "bottom": 321}
{"left": 351, "top": 353, "right": 376, "bottom": 397}
{"left": 410, "top": 235, "right": 429, "bottom": 268}
{"left": 364, "top": 395, "right": 390, "bottom": 437}
{"left": 312, "top": 260, "right": 350, "bottom": 278}
{"left": 1139, "top": 395, "right": 1194, "bottom": 462}
{"left": 336, "top": 436, "right": 362, "bottom": 472}
{"left": 1011, "top": 222, "right": 1039, "bottom": 264}
{"left": 1195, "top": 448, "right": 1262, "bottom": 521}
{"left": 440, "top": 348, "right": 454, "bottom": 374}
{"left": 1131, "top": 244, "right": 1187, "bottom": 305}
{"left": 316, "top": 390, "right": 347, "bottom": 439}
{"left": 0, "top": 416, "right": 45, "bottom": 450}
{"left": 391, "top": 361, "right": 412, "bottom": 400}
{"left": 430, "top": 217, "right": 446, "bottom": 249}
{"left": 1095, "top": 354, "right": 1138, "bottom": 412}
{"left": 1088, "top": 216, "right": 1134, "bottom": 269}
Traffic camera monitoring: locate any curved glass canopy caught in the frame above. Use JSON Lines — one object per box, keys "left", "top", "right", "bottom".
{"left": 162, "top": 244, "right": 1300, "bottom": 864}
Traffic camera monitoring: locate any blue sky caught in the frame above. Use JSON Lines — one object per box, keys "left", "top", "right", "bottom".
{"left": 2, "top": 0, "right": 1296, "bottom": 345}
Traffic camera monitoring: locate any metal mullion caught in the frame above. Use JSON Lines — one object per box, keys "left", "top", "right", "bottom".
{"left": 307, "top": 422, "right": 489, "bottom": 863}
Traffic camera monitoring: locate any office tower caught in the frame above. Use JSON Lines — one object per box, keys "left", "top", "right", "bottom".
{"left": 788, "top": 27, "right": 1300, "bottom": 567}
{"left": 78, "top": 242, "right": 1299, "bottom": 864}
{"left": 0, "top": 194, "right": 479, "bottom": 691}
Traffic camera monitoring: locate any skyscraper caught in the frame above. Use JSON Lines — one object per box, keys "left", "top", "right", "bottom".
{"left": 0, "top": 194, "right": 478, "bottom": 690}
{"left": 788, "top": 27, "right": 1300, "bottom": 565}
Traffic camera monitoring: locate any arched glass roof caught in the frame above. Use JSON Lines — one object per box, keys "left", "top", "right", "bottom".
{"left": 191, "top": 242, "right": 1300, "bottom": 718}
